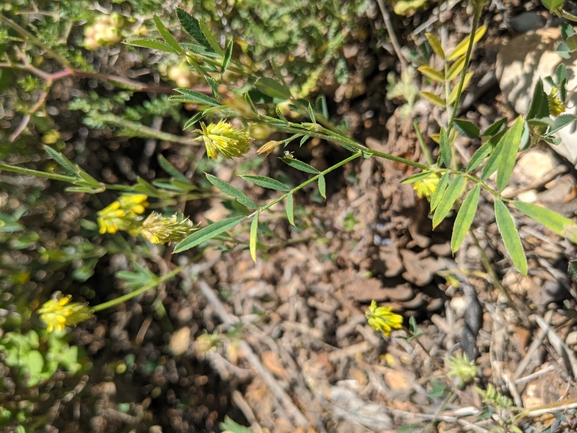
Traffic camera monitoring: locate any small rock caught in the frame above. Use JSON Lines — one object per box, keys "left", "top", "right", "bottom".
{"left": 169, "top": 327, "right": 190, "bottom": 356}
{"left": 497, "top": 28, "right": 577, "bottom": 165}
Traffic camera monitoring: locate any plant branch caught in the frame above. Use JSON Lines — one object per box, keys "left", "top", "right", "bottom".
{"left": 91, "top": 266, "right": 184, "bottom": 312}
{"left": 446, "top": 0, "right": 484, "bottom": 134}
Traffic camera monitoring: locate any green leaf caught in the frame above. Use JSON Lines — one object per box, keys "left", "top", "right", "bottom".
{"left": 425, "top": 32, "right": 445, "bottom": 59}
{"left": 307, "top": 103, "right": 316, "bottom": 123}
{"left": 451, "top": 184, "right": 480, "bottom": 252}
{"left": 255, "top": 77, "right": 292, "bottom": 100}
{"left": 270, "top": 58, "right": 292, "bottom": 96}
{"left": 494, "top": 200, "right": 527, "bottom": 275}
{"left": 420, "top": 91, "right": 445, "bottom": 107}
{"left": 286, "top": 193, "right": 295, "bottom": 226}
{"left": 479, "top": 131, "right": 506, "bottom": 179}
{"left": 183, "top": 111, "right": 207, "bottom": 130}
{"left": 174, "top": 215, "right": 246, "bottom": 252}
{"left": 418, "top": 66, "right": 445, "bottom": 83}
{"left": 557, "top": 41, "right": 572, "bottom": 59}
{"left": 527, "top": 79, "right": 549, "bottom": 120}
{"left": 497, "top": 116, "right": 524, "bottom": 192}
{"left": 27, "top": 350, "right": 44, "bottom": 384}
{"left": 281, "top": 158, "right": 319, "bottom": 174}
{"left": 44, "top": 146, "right": 78, "bottom": 175}
{"left": 448, "top": 72, "right": 473, "bottom": 104}
{"left": 318, "top": 174, "right": 326, "bottom": 199}
{"left": 428, "top": 381, "right": 449, "bottom": 398}
{"left": 153, "top": 15, "right": 183, "bottom": 54}
{"left": 483, "top": 118, "right": 507, "bottom": 137}
{"left": 549, "top": 114, "right": 577, "bottom": 134}
{"left": 430, "top": 172, "right": 450, "bottom": 211}
{"left": 447, "top": 25, "right": 487, "bottom": 60}
{"left": 220, "top": 416, "right": 253, "bottom": 433}
{"left": 513, "top": 201, "right": 577, "bottom": 243}
{"left": 454, "top": 119, "right": 481, "bottom": 139}
{"left": 433, "top": 175, "right": 465, "bottom": 228}
{"left": 222, "top": 40, "right": 233, "bottom": 72}
{"left": 250, "top": 213, "right": 259, "bottom": 262}
{"left": 169, "top": 89, "right": 222, "bottom": 107}
{"left": 158, "top": 155, "right": 191, "bottom": 185}
{"left": 176, "top": 9, "right": 213, "bottom": 51}
{"left": 560, "top": 22, "right": 576, "bottom": 40}
{"left": 446, "top": 55, "right": 467, "bottom": 81}
{"left": 466, "top": 139, "right": 495, "bottom": 173}
{"left": 123, "top": 37, "right": 180, "bottom": 54}
{"left": 241, "top": 175, "right": 290, "bottom": 191}
{"left": 439, "top": 126, "right": 451, "bottom": 168}
{"left": 541, "top": 0, "right": 565, "bottom": 12}
{"left": 198, "top": 20, "right": 224, "bottom": 55}
{"left": 206, "top": 174, "right": 257, "bottom": 209}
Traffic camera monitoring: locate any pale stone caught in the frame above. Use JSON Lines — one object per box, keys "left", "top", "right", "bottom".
{"left": 497, "top": 28, "right": 577, "bottom": 165}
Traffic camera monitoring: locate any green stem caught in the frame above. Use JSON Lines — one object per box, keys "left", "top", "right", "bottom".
{"left": 272, "top": 121, "right": 428, "bottom": 170}
{"left": 0, "top": 14, "right": 74, "bottom": 70}
{"left": 561, "top": 9, "right": 577, "bottom": 21}
{"left": 91, "top": 266, "right": 183, "bottom": 312}
{"left": 0, "top": 163, "right": 78, "bottom": 183}
{"left": 446, "top": 0, "right": 484, "bottom": 134}
{"left": 94, "top": 114, "right": 196, "bottom": 145}
{"left": 250, "top": 152, "right": 363, "bottom": 218}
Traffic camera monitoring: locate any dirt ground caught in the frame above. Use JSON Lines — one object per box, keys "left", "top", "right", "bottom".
{"left": 5, "top": 1, "right": 577, "bottom": 433}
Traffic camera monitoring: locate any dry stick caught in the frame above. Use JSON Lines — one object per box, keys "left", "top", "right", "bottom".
{"left": 501, "top": 165, "right": 568, "bottom": 199}
{"left": 513, "top": 312, "right": 551, "bottom": 382}
{"left": 195, "top": 279, "right": 309, "bottom": 427}
{"left": 533, "top": 313, "right": 577, "bottom": 378}
{"left": 375, "top": 0, "right": 408, "bottom": 73}
{"left": 231, "top": 390, "right": 264, "bottom": 433}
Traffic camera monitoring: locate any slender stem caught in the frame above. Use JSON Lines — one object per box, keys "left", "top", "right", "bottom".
{"left": 249, "top": 152, "right": 363, "bottom": 218}
{"left": 469, "top": 230, "right": 513, "bottom": 304}
{"left": 91, "top": 266, "right": 183, "bottom": 312}
{"left": 376, "top": 0, "right": 408, "bottom": 72}
{"left": 272, "top": 121, "right": 428, "bottom": 170}
{"left": 0, "top": 163, "right": 79, "bottom": 183}
{"left": 0, "top": 14, "right": 74, "bottom": 69}
{"left": 561, "top": 9, "right": 577, "bottom": 21}
{"left": 446, "top": 0, "right": 484, "bottom": 134}
{"left": 94, "top": 114, "right": 197, "bottom": 145}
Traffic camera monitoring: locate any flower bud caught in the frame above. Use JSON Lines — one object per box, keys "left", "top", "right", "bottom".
{"left": 140, "top": 212, "right": 198, "bottom": 244}
{"left": 196, "top": 120, "right": 253, "bottom": 159}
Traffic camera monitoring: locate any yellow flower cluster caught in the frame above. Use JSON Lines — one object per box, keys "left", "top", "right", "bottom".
{"left": 413, "top": 172, "right": 440, "bottom": 200}
{"left": 548, "top": 87, "right": 565, "bottom": 117}
{"left": 140, "top": 212, "right": 198, "bottom": 244}
{"left": 196, "top": 120, "right": 252, "bottom": 159}
{"left": 38, "top": 295, "right": 92, "bottom": 333}
{"left": 365, "top": 300, "right": 403, "bottom": 337}
{"left": 97, "top": 194, "right": 149, "bottom": 235}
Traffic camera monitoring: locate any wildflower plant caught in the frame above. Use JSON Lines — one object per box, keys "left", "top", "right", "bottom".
{"left": 3, "top": 1, "right": 577, "bottom": 430}
{"left": 38, "top": 294, "right": 92, "bottom": 333}
{"left": 365, "top": 300, "right": 404, "bottom": 337}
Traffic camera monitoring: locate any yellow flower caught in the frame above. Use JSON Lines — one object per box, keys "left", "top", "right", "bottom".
{"left": 97, "top": 201, "right": 126, "bottom": 234}
{"left": 548, "top": 87, "right": 565, "bottom": 117}
{"left": 365, "top": 300, "right": 403, "bottom": 337}
{"left": 118, "top": 194, "right": 149, "bottom": 216}
{"left": 140, "top": 212, "right": 198, "bottom": 244}
{"left": 97, "top": 195, "right": 149, "bottom": 234}
{"left": 196, "top": 120, "right": 252, "bottom": 159}
{"left": 413, "top": 172, "right": 440, "bottom": 200}
{"left": 38, "top": 294, "right": 92, "bottom": 333}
